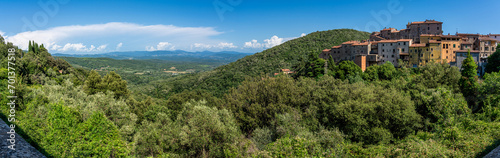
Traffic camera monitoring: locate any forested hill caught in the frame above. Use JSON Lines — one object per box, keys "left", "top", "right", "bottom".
{"left": 165, "top": 29, "right": 371, "bottom": 96}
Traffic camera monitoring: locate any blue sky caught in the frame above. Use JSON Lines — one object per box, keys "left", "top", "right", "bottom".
{"left": 1, "top": 0, "right": 499, "bottom": 54}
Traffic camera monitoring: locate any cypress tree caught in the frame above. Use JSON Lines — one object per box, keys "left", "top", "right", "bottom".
{"left": 460, "top": 50, "right": 479, "bottom": 111}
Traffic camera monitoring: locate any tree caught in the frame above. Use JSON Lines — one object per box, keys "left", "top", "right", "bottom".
{"left": 459, "top": 50, "right": 479, "bottom": 111}
{"left": 377, "top": 61, "right": 397, "bottom": 80}
{"left": 334, "top": 60, "right": 362, "bottom": 80}
{"left": 83, "top": 70, "right": 104, "bottom": 95}
{"left": 293, "top": 52, "right": 326, "bottom": 78}
{"left": 327, "top": 55, "right": 336, "bottom": 76}
{"left": 102, "top": 71, "right": 130, "bottom": 99}
{"left": 485, "top": 44, "right": 500, "bottom": 73}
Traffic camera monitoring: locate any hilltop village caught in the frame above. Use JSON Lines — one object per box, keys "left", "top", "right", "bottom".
{"left": 319, "top": 20, "right": 499, "bottom": 75}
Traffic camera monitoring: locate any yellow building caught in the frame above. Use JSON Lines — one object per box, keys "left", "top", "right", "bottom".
{"left": 409, "top": 42, "right": 441, "bottom": 67}
{"left": 440, "top": 35, "right": 461, "bottom": 63}
{"left": 419, "top": 34, "right": 461, "bottom": 64}
{"left": 420, "top": 34, "right": 441, "bottom": 44}
{"left": 409, "top": 44, "right": 427, "bottom": 67}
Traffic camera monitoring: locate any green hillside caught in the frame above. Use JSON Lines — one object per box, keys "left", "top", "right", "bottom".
{"left": 165, "top": 29, "right": 371, "bottom": 96}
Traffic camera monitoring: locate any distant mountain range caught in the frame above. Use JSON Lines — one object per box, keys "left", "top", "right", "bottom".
{"left": 52, "top": 50, "right": 254, "bottom": 63}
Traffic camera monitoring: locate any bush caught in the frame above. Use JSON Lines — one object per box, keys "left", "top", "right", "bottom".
{"left": 317, "top": 78, "right": 422, "bottom": 144}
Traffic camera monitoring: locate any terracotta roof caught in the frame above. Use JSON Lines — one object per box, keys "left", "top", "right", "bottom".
{"left": 342, "top": 41, "right": 357, "bottom": 45}
{"left": 397, "top": 39, "right": 412, "bottom": 42}
{"left": 377, "top": 40, "right": 398, "bottom": 43}
{"left": 281, "top": 69, "right": 291, "bottom": 72}
{"left": 322, "top": 49, "right": 331, "bottom": 52}
{"left": 332, "top": 45, "right": 341, "bottom": 49}
{"left": 479, "top": 37, "right": 498, "bottom": 41}
{"left": 429, "top": 40, "right": 441, "bottom": 43}
{"left": 408, "top": 20, "right": 443, "bottom": 25}
{"left": 410, "top": 44, "right": 427, "bottom": 47}
{"left": 421, "top": 34, "right": 439, "bottom": 37}
{"left": 352, "top": 42, "right": 370, "bottom": 46}
{"left": 461, "top": 41, "right": 473, "bottom": 44}
{"left": 382, "top": 28, "right": 396, "bottom": 31}
{"left": 456, "top": 33, "right": 480, "bottom": 36}
{"left": 440, "top": 35, "right": 461, "bottom": 38}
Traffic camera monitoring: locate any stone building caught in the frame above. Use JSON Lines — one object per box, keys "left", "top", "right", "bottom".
{"left": 377, "top": 39, "right": 412, "bottom": 66}
{"left": 369, "top": 19, "right": 443, "bottom": 43}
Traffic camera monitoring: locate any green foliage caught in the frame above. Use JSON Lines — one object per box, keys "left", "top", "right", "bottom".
{"left": 102, "top": 71, "right": 130, "bottom": 98}
{"left": 3, "top": 34, "right": 500, "bottom": 158}
{"left": 460, "top": 51, "right": 480, "bottom": 111}
{"left": 478, "top": 72, "right": 500, "bottom": 121}
{"left": 164, "top": 89, "right": 222, "bottom": 119}
{"left": 59, "top": 57, "right": 221, "bottom": 86}
{"left": 412, "top": 62, "right": 461, "bottom": 92}
{"left": 71, "top": 112, "right": 129, "bottom": 157}
{"left": 316, "top": 77, "right": 422, "bottom": 144}
{"left": 133, "top": 100, "right": 241, "bottom": 157}
{"left": 377, "top": 61, "right": 397, "bottom": 80}
{"left": 83, "top": 70, "right": 130, "bottom": 99}
{"left": 333, "top": 60, "right": 362, "bottom": 80}
{"left": 293, "top": 52, "right": 326, "bottom": 78}
{"left": 485, "top": 44, "right": 500, "bottom": 73}
{"left": 83, "top": 70, "right": 104, "bottom": 95}
{"left": 225, "top": 75, "right": 299, "bottom": 134}
{"left": 162, "top": 29, "right": 370, "bottom": 97}
{"left": 17, "top": 100, "right": 129, "bottom": 157}
{"left": 266, "top": 136, "right": 321, "bottom": 157}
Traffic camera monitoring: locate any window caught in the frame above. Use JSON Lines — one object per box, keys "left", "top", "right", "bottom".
{"left": 427, "top": 48, "right": 429, "bottom": 51}
{"left": 402, "top": 49, "right": 405, "bottom": 52}
{"left": 391, "top": 43, "right": 393, "bottom": 46}
{"left": 431, "top": 48, "right": 433, "bottom": 51}
{"left": 399, "top": 43, "right": 400, "bottom": 45}
{"left": 431, "top": 54, "right": 434, "bottom": 57}
{"left": 393, "top": 49, "right": 395, "bottom": 53}
{"left": 383, "top": 49, "right": 385, "bottom": 52}
{"left": 392, "top": 55, "right": 394, "bottom": 57}
{"left": 428, "top": 27, "right": 430, "bottom": 30}
{"left": 453, "top": 44, "right": 456, "bottom": 48}
{"left": 446, "top": 50, "right": 448, "bottom": 54}
{"left": 443, "top": 44, "right": 445, "bottom": 49}
{"left": 437, "top": 27, "right": 440, "bottom": 30}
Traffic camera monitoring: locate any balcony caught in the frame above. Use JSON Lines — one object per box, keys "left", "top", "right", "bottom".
{"left": 400, "top": 53, "right": 410, "bottom": 61}
{"left": 367, "top": 54, "right": 379, "bottom": 62}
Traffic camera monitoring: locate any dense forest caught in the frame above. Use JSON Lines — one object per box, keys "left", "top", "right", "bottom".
{"left": 1, "top": 28, "right": 500, "bottom": 157}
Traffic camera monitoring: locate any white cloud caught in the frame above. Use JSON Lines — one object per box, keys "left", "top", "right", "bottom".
{"left": 97, "top": 44, "right": 107, "bottom": 51}
{"left": 4, "top": 22, "right": 222, "bottom": 53}
{"left": 244, "top": 39, "right": 262, "bottom": 48}
{"left": 191, "top": 42, "right": 237, "bottom": 50}
{"left": 264, "top": 35, "right": 284, "bottom": 48}
{"left": 55, "top": 43, "right": 108, "bottom": 52}
{"left": 116, "top": 42, "right": 123, "bottom": 51}
{"left": 146, "top": 42, "right": 176, "bottom": 51}
{"left": 243, "top": 33, "right": 306, "bottom": 49}
{"left": 0, "top": 31, "right": 5, "bottom": 36}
